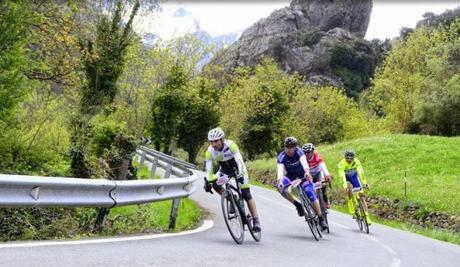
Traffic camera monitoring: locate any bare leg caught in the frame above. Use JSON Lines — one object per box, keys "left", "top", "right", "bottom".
{"left": 247, "top": 198, "right": 258, "bottom": 218}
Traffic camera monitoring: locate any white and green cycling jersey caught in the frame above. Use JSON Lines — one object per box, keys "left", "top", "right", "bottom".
{"left": 205, "top": 139, "right": 249, "bottom": 188}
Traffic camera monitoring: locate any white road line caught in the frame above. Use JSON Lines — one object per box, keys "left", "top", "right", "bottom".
{"left": 0, "top": 219, "right": 214, "bottom": 249}
{"left": 365, "top": 234, "right": 402, "bottom": 267}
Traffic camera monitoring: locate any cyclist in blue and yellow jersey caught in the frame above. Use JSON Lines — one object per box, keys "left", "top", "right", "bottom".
{"left": 276, "top": 136, "right": 328, "bottom": 231}
{"left": 203, "top": 127, "right": 261, "bottom": 232}
{"left": 338, "top": 150, "right": 372, "bottom": 225}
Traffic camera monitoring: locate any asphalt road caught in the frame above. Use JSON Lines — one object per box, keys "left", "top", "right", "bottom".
{"left": 0, "top": 171, "right": 458, "bottom": 267}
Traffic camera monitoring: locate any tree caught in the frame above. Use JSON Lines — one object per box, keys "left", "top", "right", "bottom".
{"left": 289, "top": 86, "right": 372, "bottom": 144}
{"left": 220, "top": 58, "right": 295, "bottom": 158}
{"left": 80, "top": 0, "right": 140, "bottom": 114}
{"left": 149, "top": 64, "right": 188, "bottom": 154}
{"left": 369, "top": 20, "right": 460, "bottom": 136}
{"left": 176, "top": 77, "right": 220, "bottom": 163}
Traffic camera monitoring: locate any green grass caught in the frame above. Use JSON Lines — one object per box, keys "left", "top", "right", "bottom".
{"left": 99, "top": 157, "right": 201, "bottom": 235}
{"left": 319, "top": 134, "right": 460, "bottom": 214}
{"left": 133, "top": 157, "right": 161, "bottom": 179}
{"left": 106, "top": 198, "right": 202, "bottom": 235}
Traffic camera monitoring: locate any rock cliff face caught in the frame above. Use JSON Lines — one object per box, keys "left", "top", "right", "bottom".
{"left": 210, "top": 0, "right": 374, "bottom": 87}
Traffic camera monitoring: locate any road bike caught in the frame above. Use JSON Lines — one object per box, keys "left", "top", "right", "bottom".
{"left": 291, "top": 178, "right": 323, "bottom": 241}
{"left": 214, "top": 175, "right": 261, "bottom": 244}
{"left": 348, "top": 187, "right": 370, "bottom": 234}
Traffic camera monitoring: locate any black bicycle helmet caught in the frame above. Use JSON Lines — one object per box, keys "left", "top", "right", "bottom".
{"left": 344, "top": 149, "right": 355, "bottom": 159}
{"left": 284, "top": 136, "right": 298, "bottom": 147}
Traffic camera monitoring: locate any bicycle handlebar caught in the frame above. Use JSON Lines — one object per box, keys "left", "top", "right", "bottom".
{"left": 347, "top": 187, "right": 368, "bottom": 193}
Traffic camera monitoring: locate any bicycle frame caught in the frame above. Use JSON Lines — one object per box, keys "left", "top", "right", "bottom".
{"left": 349, "top": 187, "right": 369, "bottom": 234}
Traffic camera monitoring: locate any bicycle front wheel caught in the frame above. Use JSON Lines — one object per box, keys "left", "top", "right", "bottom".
{"left": 221, "top": 190, "right": 244, "bottom": 244}
{"left": 301, "top": 194, "right": 320, "bottom": 241}
{"left": 359, "top": 199, "right": 369, "bottom": 234}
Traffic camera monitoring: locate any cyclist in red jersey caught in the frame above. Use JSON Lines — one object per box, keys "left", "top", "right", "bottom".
{"left": 302, "top": 143, "right": 331, "bottom": 209}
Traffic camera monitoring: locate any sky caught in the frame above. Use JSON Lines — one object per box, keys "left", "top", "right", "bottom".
{"left": 153, "top": 1, "right": 460, "bottom": 40}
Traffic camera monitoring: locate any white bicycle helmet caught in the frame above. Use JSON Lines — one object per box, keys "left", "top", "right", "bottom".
{"left": 208, "top": 127, "right": 225, "bottom": 141}
{"left": 302, "top": 143, "right": 315, "bottom": 153}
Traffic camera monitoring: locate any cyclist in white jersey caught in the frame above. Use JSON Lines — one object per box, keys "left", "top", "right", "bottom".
{"left": 203, "top": 127, "right": 261, "bottom": 232}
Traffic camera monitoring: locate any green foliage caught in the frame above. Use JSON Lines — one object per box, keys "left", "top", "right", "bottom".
{"left": 80, "top": 0, "right": 140, "bottom": 114}
{"left": 297, "top": 30, "right": 324, "bottom": 47}
{"left": 330, "top": 41, "right": 376, "bottom": 99}
{"left": 271, "top": 41, "right": 287, "bottom": 62}
{"left": 0, "top": 1, "right": 31, "bottom": 121}
{"left": 220, "top": 58, "right": 299, "bottom": 157}
{"left": 149, "top": 64, "right": 189, "bottom": 154}
{"left": 417, "top": 8, "right": 460, "bottom": 29}
{"left": 369, "top": 20, "right": 460, "bottom": 136}
{"left": 176, "top": 77, "right": 220, "bottom": 163}
{"left": 240, "top": 82, "right": 289, "bottom": 159}
{"left": 0, "top": 208, "right": 94, "bottom": 241}
{"left": 106, "top": 198, "right": 201, "bottom": 235}
{"left": 289, "top": 86, "right": 373, "bottom": 145}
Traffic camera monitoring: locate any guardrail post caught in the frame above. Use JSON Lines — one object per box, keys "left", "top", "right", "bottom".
{"left": 164, "top": 164, "right": 172, "bottom": 179}
{"left": 150, "top": 158, "right": 159, "bottom": 179}
{"left": 166, "top": 162, "right": 178, "bottom": 229}
{"left": 139, "top": 151, "right": 146, "bottom": 165}
{"left": 169, "top": 197, "right": 181, "bottom": 229}
{"left": 93, "top": 207, "right": 110, "bottom": 232}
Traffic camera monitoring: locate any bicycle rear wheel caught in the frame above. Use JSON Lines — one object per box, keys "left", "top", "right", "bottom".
{"left": 318, "top": 189, "right": 330, "bottom": 234}
{"left": 246, "top": 214, "right": 262, "bottom": 242}
{"left": 359, "top": 199, "right": 369, "bottom": 234}
{"left": 221, "top": 190, "right": 244, "bottom": 244}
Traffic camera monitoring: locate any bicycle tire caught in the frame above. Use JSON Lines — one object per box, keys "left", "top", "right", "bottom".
{"left": 301, "top": 193, "right": 320, "bottom": 241}
{"left": 238, "top": 197, "right": 261, "bottom": 242}
{"left": 353, "top": 197, "right": 363, "bottom": 231}
{"left": 246, "top": 214, "right": 262, "bottom": 242}
{"left": 318, "top": 188, "right": 330, "bottom": 234}
{"left": 221, "top": 190, "right": 244, "bottom": 244}
{"left": 359, "top": 198, "right": 369, "bottom": 234}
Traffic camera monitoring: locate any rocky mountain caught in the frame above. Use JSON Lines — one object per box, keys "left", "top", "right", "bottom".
{"left": 210, "top": 0, "right": 375, "bottom": 90}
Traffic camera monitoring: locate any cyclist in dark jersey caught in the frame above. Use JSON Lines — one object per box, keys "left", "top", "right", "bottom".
{"left": 276, "top": 136, "right": 328, "bottom": 231}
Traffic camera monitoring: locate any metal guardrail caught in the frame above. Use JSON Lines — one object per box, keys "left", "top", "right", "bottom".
{"left": 0, "top": 147, "right": 198, "bottom": 229}
{"left": 139, "top": 146, "right": 198, "bottom": 170}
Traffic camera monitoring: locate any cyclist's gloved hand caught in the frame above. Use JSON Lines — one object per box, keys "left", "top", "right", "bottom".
{"left": 236, "top": 174, "right": 245, "bottom": 184}
{"left": 364, "top": 183, "right": 370, "bottom": 190}
{"left": 203, "top": 177, "right": 213, "bottom": 194}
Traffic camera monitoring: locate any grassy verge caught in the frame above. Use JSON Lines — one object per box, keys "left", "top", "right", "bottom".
{"left": 105, "top": 198, "right": 202, "bottom": 235}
